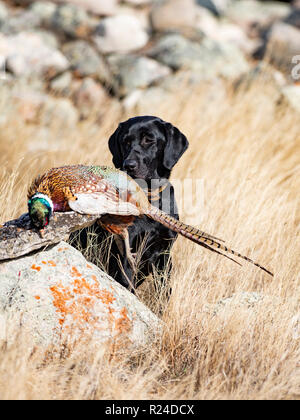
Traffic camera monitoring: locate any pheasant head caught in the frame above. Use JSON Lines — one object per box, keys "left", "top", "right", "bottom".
{"left": 28, "top": 194, "right": 53, "bottom": 229}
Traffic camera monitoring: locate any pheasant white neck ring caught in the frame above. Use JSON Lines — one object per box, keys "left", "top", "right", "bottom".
{"left": 28, "top": 193, "right": 54, "bottom": 229}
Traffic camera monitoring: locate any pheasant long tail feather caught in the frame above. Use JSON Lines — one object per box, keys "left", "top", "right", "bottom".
{"left": 146, "top": 206, "right": 273, "bottom": 276}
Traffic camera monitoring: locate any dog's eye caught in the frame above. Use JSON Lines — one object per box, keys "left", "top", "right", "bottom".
{"left": 124, "top": 138, "right": 131, "bottom": 148}
{"left": 142, "top": 136, "right": 155, "bottom": 146}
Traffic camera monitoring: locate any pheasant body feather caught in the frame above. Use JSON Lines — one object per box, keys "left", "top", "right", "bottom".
{"left": 28, "top": 164, "right": 273, "bottom": 276}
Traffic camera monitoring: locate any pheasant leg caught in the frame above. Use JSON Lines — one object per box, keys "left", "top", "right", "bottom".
{"left": 115, "top": 230, "right": 137, "bottom": 272}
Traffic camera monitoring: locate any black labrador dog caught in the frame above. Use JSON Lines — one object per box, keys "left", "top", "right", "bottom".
{"left": 72, "top": 116, "right": 189, "bottom": 291}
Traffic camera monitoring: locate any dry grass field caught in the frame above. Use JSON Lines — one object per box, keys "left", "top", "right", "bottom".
{"left": 0, "top": 73, "right": 299, "bottom": 400}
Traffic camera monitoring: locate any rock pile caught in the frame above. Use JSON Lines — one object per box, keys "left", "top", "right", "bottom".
{"left": 0, "top": 0, "right": 298, "bottom": 122}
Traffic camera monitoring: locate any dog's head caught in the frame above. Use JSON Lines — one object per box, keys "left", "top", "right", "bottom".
{"left": 108, "top": 116, "right": 189, "bottom": 181}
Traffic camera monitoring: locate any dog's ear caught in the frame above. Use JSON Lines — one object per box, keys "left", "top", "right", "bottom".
{"left": 108, "top": 123, "right": 123, "bottom": 169}
{"left": 163, "top": 122, "right": 189, "bottom": 171}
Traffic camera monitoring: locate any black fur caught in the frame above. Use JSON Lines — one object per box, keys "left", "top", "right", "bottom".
{"left": 72, "top": 116, "right": 189, "bottom": 292}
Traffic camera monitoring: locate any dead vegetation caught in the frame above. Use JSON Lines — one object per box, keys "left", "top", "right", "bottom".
{"left": 0, "top": 73, "right": 299, "bottom": 400}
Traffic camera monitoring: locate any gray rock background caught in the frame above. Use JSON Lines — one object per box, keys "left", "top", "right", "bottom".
{"left": 0, "top": 0, "right": 298, "bottom": 123}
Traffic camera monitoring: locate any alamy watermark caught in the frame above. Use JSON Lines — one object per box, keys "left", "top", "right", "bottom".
{"left": 291, "top": 55, "right": 300, "bottom": 81}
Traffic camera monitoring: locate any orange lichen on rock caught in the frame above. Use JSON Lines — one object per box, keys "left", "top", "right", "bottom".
{"left": 115, "top": 307, "right": 132, "bottom": 334}
{"left": 31, "top": 264, "right": 41, "bottom": 271}
{"left": 71, "top": 266, "right": 82, "bottom": 278}
{"left": 48, "top": 261, "right": 56, "bottom": 267}
{"left": 49, "top": 272, "right": 130, "bottom": 338}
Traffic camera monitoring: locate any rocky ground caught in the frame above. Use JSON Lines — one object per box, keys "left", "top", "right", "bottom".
{"left": 0, "top": 0, "right": 299, "bottom": 129}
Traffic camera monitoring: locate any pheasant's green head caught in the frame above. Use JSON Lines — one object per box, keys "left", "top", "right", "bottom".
{"left": 28, "top": 194, "right": 53, "bottom": 229}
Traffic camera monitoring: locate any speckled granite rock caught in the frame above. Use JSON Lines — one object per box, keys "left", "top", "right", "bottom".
{"left": 0, "top": 242, "right": 161, "bottom": 347}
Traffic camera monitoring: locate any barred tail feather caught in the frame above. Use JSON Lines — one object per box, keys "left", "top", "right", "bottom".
{"left": 147, "top": 206, "right": 273, "bottom": 276}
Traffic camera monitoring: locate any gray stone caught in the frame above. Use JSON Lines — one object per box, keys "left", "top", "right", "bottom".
{"left": 50, "top": 71, "right": 73, "bottom": 94}
{"left": 226, "top": 0, "right": 291, "bottom": 28}
{"left": 0, "top": 1, "right": 8, "bottom": 25}
{"left": 0, "top": 242, "right": 161, "bottom": 347}
{"left": 284, "top": 9, "right": 300, "bottom": 29}
{"left": 0, "top": 10, "right": 42, "bottom": 35}
{"left": 62, "top": 40, "right": 111, "bottom": 84}
{"left": 196, "top": 0, "right": 221, "bottom": 17}
{"left": 149, "top": 33, "right": 249, "bottom": 79}
{"left": 151, "top": 0, "right": 198, "bottom": 32}
{"left": 30, "top": 1, "right": 57, "bottom": 22}
{"left": 54, "top": 0, "right": 119, "bottom": 16}
{"left": 108, "top": 54, "right": 171, "bottom": 96}
{"left": 93, "top": 15, "right": 149, "bottom": 54}
{"left": 50, "top": 3, "right": 94, "bottom": 38}
{"left": 31, "top": 29, "right": 59, "bottom": 49}
{"left": 0, "top": 32, "right": 69, "bottom": 79}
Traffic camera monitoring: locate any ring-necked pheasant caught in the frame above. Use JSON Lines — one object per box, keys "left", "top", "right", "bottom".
{"left": 28, "top": 165, "right": 273, "bottom": 276}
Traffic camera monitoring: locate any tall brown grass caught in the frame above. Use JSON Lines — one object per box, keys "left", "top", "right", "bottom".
{"left": 0, "top": 72, "right": 299, "bottom": 400}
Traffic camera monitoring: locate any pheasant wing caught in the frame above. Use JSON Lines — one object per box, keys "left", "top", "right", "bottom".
{"left": 69, "top": 192, "right": 140, "bottom": 216}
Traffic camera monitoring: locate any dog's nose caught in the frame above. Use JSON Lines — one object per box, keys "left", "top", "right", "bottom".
{"left": 123, "top": 159, "right": 138, "bottom": 171}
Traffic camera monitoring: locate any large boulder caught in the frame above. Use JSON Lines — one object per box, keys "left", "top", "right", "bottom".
{"left": 0, "top": 32, "right": 69, "bottom": 78}
{"left": 0, "top": 242, "right": 161, "bottom": 347}
{"left": 93, "top": 15, "right": 149, "bottom": 54}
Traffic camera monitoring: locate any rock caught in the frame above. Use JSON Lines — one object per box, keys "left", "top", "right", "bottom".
{"left": 93, "top": 14, "right": 149, "bottom": 54}
{"left": 30, "top": 1, "right": 57, "bottom": 22}
{"left": 125, "top": 0, "right": 153, "bottom": 5}
{"left": 196, "top": 0, "right": 221, "bottom": 17}
{"left": 108, "top": 54, "right": 171, "bottom": 96}
{"left": 151, "top": 0, "right": 198, "bottom": 32}
{"left": 226, "top": 0, "right": 291, "bottom": 31}
{"left": 72, "top": 77, "right": 108, "bottom": 119}
{"left": 32, "top": 29, "right": 59, "bottom": 49}
{"left": 54, "top": 0, "right": 119, "bottom": 16}
{"left": 284, "top": 9, "right": 300, "bottom": 29}
{"left": 50, "top": 71, "right": 73, "bottom": 94}
{"left": 8, "top": 88, "right": 78, "bottom": 127}
{"left": 198, "top": 17, "right": 260, "bottom": 55}
{"left": 281, "top": 85, "right": 300, "bottom": 112}
{"left": 114, "top": 4, "right": 151, "bottom": 31}
{"left": 149, "top": 33, "right": 249, "bottom": 79}
{"left": 0, "top": 32, "right": 69, "bottom": 79}
{"left": 0, "top": 242, "right": 161, "bottom": 347}
{"left": 264, "top": 22, "right": 300, "bottom": 77}
{"left": 49, "top": 3, "right": 94, "bottom": 38}
{"left": 0, "top": 1, "right": 8, "bottom": 24}
{"left": 204, "top": 292, "right": 266, "bottom": 316}
{"left": 62, "top": 40, "right": 111, "bottom": 84}
{"left": 41, "top": 97, "right": 79, "bottom": 128}
{"left": 0, "top": 10, "right": 42, "bottom": 35}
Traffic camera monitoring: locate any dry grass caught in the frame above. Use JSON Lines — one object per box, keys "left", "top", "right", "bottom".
{"left": 0, "top": 72, "right": 299, "bottom": 400}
